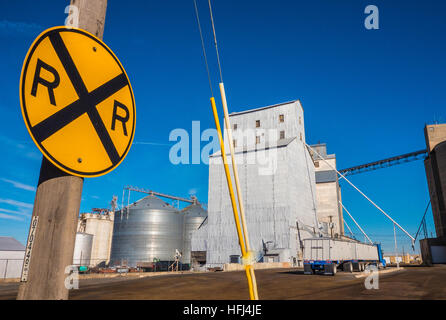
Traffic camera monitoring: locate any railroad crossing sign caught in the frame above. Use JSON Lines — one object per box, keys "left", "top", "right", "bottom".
{"left": 20, "top": 26, "right": 135, "bottom": 177}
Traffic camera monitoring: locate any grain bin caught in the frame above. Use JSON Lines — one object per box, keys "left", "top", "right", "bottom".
{"left": 110, "top": 195, "right": 184, "bottom": 267}
{"left": 182, "top": 204, "right": 207, "bottom": 265}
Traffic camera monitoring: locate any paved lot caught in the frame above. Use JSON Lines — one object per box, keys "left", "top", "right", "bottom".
{"left": 1, "top": 265, "right": 445, "bottom": 300}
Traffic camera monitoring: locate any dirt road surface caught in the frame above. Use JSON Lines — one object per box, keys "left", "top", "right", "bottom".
{"left": 1, "top": 265, "right": 445, "bottom": 300}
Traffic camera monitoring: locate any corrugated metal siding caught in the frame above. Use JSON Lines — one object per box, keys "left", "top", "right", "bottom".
{"left": 303, "top": 238, "right": 378, "bottom": 261}
{"left": 182, "top": 204, "right": 207, "bottom": 264}
{"left": 110, "top": 195, "right": 184, "bottom": 266}
{"left": 0, "top": 252, "right": 24, "bottom": 279}
{"left": 110, "top": 196, "right": 208, "bottom": 267}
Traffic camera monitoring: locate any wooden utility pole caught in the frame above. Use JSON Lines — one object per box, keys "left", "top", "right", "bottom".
{"left": 70, "top": 0, "right": 107, "bottom": 39}
{"left": 17, "top": 0, "right": 107, "bottom": 300}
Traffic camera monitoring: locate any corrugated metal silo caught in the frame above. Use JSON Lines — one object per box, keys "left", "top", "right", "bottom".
{"left": 181, "top": 204, "right": 207, "bottom": 265}
{"left": 110, "top": 195, "right": 184, "bottom": 267}
{"left": 73, "top": 232, "right": 93, "bottom": 266}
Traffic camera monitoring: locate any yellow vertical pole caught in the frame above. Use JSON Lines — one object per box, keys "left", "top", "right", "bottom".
{"left": 219, "top": 83, "right": 250, "bottom": 250}
{"left": 219, "top": 83, "right": 259, "bottom": 300}
{"left": 210, "top": 97, "right": 255, "bottom": 300}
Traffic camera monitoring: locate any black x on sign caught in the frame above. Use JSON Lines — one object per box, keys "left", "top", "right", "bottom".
{"left": 20, "top": 27, "right": 136, "bottom": 177}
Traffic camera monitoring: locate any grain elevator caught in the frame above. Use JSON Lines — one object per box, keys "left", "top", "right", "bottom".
{"left": 191, "top": 100, "right": 337, "bottom": 267}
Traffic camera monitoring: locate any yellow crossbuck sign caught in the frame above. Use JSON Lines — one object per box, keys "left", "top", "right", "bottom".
{"left": 20, "top": 26, "right": 135, "bottom": 177}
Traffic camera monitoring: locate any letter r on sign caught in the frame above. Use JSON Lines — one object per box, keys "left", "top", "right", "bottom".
{"left": 31, "top": 59, "right": 60, "bottom": 106}
{"left": 111, "top": 100, "right": 130, "bottom": 136}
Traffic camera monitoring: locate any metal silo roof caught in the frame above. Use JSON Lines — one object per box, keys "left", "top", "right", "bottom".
{"left": 181, "top": 204, "right": 207, "bottom": 217}
{"left": 131, "top": 195, "right": 178, "bottom": 211}
{"left": 0, "top": 237, "right": 25, "bottom": 251}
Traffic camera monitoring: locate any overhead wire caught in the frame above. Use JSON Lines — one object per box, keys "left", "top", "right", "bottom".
{"left": 207, "top": 0, "right": 223, "bottom": 83}
{"left": 343, "top": 220, "right": 355, "bottom": 238}
{"left": 193, "top": 0, "right": 213, "bottom": 97}
{"left": 339, "top": 201, "right": 373, "bottom": 244}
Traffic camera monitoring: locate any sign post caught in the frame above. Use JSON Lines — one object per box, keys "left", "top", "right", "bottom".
{"left": 17, "top": 159, "right": 84, "bottom": 299}
{"left": 17, "top": 0, "right": 134, "bottom": 299}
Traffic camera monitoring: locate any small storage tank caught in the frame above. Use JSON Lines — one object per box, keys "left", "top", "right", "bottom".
{"left": 110, "top": 195, "right": 184, "bottom": 267}
{"left": 182, "top": 204, "right": 207, "bottom": 265}
{"left": 73, "top": 232, "right": 93, "bottom": 266}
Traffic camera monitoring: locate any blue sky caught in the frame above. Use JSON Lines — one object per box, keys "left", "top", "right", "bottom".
{"left": 0, "top": 0, "right": 445, "bottom": 255}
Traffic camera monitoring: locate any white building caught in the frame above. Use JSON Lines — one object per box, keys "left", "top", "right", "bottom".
{"left": 192, "top": 100, "right": 324, "bottom": 267}
{"left": 309, "top": 144, "right": 344, "bottom": 237}
{"left": 0, "top": 237, "right": 25, "bottom": 279}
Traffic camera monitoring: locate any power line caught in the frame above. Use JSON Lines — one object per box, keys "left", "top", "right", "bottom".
{"left": 339, "top": 201, "right": 373, "bottom": 244}
{"left": 193, "top": 0, "right": 213, "bottom": 97}
{"left": 208, "top": 0, "right": 223, "bottom": 83}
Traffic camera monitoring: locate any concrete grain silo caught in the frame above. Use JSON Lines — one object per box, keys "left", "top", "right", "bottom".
{"left": 77, "top": 210, "right": 114, "bottom": 267}
{"left": 421, "top": 124, "right": 446, "bottom": 264}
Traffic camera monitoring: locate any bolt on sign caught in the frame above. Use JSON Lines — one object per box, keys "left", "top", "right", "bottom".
{"left": 20, "top": 27, "right": 135, "bottom": 177}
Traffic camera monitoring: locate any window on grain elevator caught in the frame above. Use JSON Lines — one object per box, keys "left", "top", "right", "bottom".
{"left": 280, "top": 130, "right": 285, "bottom": 139}
{"left": 256, "top": 120, "right": 260, "bottom": 128}
{"left": 233, "top": 123, "right": 237, "bottom": 130}
{"left": 279, "top": 114, "right": 284, "bottom": 123}
{"left": 233, "top": 140, "right": 237, "bottom": 148}
{"left": 256, "top": 136, "right": 260, "bottom": 144}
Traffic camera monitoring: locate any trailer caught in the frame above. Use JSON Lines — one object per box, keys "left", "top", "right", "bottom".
{"left": 303, "top": 238, "right": 386, "bottom": 275}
